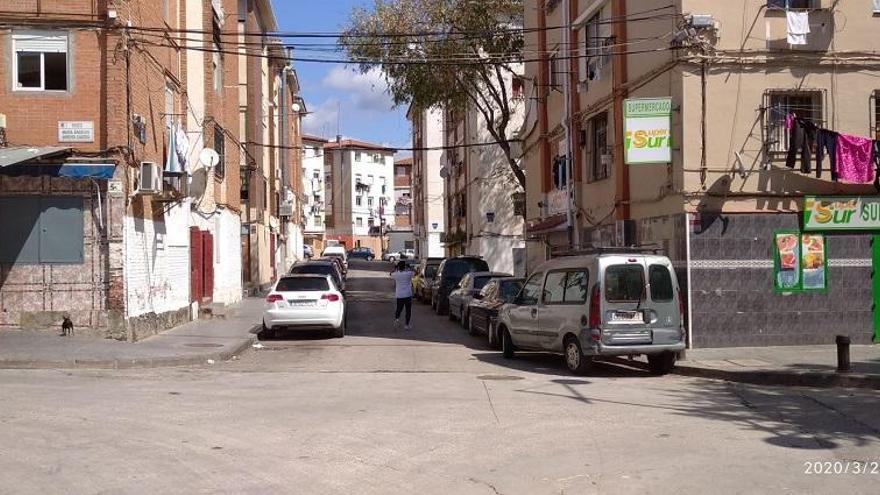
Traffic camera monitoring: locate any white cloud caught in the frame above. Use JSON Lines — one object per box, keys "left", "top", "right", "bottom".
{"left": 322, "top": 66, "right": 395, "bottom": 113}
{"left": 302, "top": 98, "right": 340, "bottom": 137}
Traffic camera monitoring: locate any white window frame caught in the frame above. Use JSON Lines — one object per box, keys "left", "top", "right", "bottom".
{"left": 12, "top": 31, "right": 70, "bottom": 92}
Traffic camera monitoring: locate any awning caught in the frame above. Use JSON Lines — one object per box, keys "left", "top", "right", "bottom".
{"left": 0, "top": 162, "right": 116, "bottom": 179}
{"left": 0, "top": 146, "right": 71, "bottom": 168}
{"left": 527, "top": 214, "right": 568, "bottom": 235}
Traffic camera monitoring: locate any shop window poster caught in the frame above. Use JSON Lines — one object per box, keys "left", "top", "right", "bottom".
{"left": 773, "top": 230, "right": 828, "bottom": 292}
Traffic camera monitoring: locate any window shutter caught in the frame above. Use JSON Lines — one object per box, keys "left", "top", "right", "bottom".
{"left": 13, "top": 33, "right": 67, "bottom": 53}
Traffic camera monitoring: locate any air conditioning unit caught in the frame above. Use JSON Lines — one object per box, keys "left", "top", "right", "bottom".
{"left": 137, "top": 162, "right": 162, "bottom": 195}
{"left": 278, "top": 202, "right": 294, "bottom": 217}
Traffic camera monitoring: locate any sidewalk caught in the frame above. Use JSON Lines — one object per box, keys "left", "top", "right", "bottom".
{"left": 670, "top": 344, "right": 880, "bottom": 389}
{"left": 0, "top": 298, "right": 264, "bottom": 369}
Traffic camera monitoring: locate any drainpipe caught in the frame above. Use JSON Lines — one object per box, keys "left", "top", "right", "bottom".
{"left": 538, "top": 1, "right": 551, "bottom": 201}
{"left": 563, "top": 0, "right": 578, "bottom": 249}
{"left": 612, "top": 0, "right": 630, "bottom": 221}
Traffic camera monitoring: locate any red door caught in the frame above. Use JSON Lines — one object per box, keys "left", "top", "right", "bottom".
{"left": 203, "top": 232, "right": 214, "bottom": 303}
{"left": 190, "top": 227, "right": 203, "bottom": 303}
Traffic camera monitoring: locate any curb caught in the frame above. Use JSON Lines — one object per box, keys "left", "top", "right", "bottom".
{"left": 0, "top": 335, "right": 257, "bottom": 370}
{"left": 672, "top": 364, "right": 880, "bottom": 390}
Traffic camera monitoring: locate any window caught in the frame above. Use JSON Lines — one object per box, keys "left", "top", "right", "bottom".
{"left": 518, "top": 273, "right": 543, "bottom": 306}
{"left": 0, "top": 196, "right": 83, "bottom": 264}
{"left": 549, "top": 53, "right": 560, "bottom": 88}
{"left": 589, "top": 112, "right": 609, "bottom": 181}
{"left": 212, "top": 20, "right": 224, "bottom": 92}
{"left": 367, "top": 175, "right": 374, "bottom": 184}
{"left": 313, "top": 194, "right": 320, "bottom": 204}
{"left": 500, "top": 280, "right": 525, "bottom": 302}
{"left": 396, "top": 166, "right": 407, "bottom": 176}
{"left": 765, "top": 91, "right": 823, "bottom": 154}
{"left": 356, "top": 217, "right": 363, "bottom": 227}
{"left": 543, "top": 272, "right": 567, "bottom": 304}
{"left": 355, "top": 173, "right": 363, "bottom": 184}
{"left": 564, "top": 270, "right": 589, "bottom": 303}
{"left": 313, "top": 171, "right": 320, "bottom": 179}
{"left": 605, "top": 265, "right": 645, "bottom": 303}
{"left": 368, "top": 218, "right": 375, "bottom": 227}
{"left": 512, "top": 77, "right": 524, "bottom": 100}
{"left": 356, "top": 196, "right": 362, "bottom": 206}
{"left": 276, "top": 277, "right": 329, "bottom": 292}
{"left": 214, "top": 124, "right": 225, "bottom": 178}
{"left": 355, "top": 152, "right": 362, "bottom": 162}
{"left": 13, "top": 32, "right": 69, "bottom": 91}
{"left": 314, "top": 215, "right": 323, "bottom": 226}
{"left": 585, "top": 13, "right": 610, "bottom": 76}
{"left": 649, "top": 265, "right": 674, "bottom": 302}
{"left": 367, "top": 197, "right": 374, "bottom": 207}
{"left": 767, "top": 0, "right": 813, "bottom": 8}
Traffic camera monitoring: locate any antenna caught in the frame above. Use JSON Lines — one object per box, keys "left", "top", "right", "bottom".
{"left": 336, "top": 101, "right": 341, "bottom": 138}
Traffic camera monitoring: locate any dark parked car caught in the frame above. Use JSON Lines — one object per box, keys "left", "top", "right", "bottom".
{"left": 289, "top": 261, "right": 345, "bottom": 292}
{"left": 431, "top": 256, "right": 489, "bottom": 315}
{"left": 467, "top": 277, "right": 524, "bottom": 347}
{"left": 318, "top": 254, "right": 347, "bottom": 278}
{"left": 348, "top": 247, "right": 375, "bottom": 261}
{"left": 414, "top": 257, "right": 444, "bottom": 303}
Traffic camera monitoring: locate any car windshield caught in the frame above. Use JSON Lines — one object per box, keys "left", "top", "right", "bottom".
{"left": 424, "top": 265, "right": 438, "bottom": 279}
{"left": 276, "top": 277, "right": 329, "bottom": 292}
{"left": 473, "top": 276, "right": 493, "bottom": 291}
{"left": 324, "top": 253, "right": 344, "bottom": 259}
{"left": 444, "top": 259, "right": 489, "bottom": 279}
{"left": 499, "top": 280, "right": 524, "bottom": 301}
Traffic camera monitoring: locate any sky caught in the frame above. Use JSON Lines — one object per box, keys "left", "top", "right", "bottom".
{"left": 272, "top": 0, "right": 411, "bottom": 151}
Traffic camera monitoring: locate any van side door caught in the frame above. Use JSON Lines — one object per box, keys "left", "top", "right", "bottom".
{"left": 507, "top": 272, "right": 543, "bottom": 349}
{"left": 647, "top": 263, "right": 683, "bottom": 345}
{"left": 537, "top": 269, "right": 590, "bottom": 350}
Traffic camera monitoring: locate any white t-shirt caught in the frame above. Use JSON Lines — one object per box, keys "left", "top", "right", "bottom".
{"left": 391, "top": 270, "right": 414, "bottom": 299}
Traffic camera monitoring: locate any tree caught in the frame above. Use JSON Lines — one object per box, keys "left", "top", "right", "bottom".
{"left": 340, "top": 0, "right": 526, "bottom": 189}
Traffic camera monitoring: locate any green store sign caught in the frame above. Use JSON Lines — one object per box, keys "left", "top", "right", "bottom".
{"left": 804, "top": 196, "right": 880, "bottom": 231}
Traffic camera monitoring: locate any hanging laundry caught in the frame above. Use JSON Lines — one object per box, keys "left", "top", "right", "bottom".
{"left": 784, "top": 112, "right": 795, "bottom": 130}
{"left": 165, "top": 119, "right": 182, "bottom": 174}
{"left": 815, "top": 129, "right": 838, "bottom": 180}
{"left": 786, "top": 119, "right": 815, "bottom": 174}
{"left": 836, "top": 133, "right": 874, "bottom": 184}
{"left": 786, "top": 11, "right": 810, "bottom": 46}
{"left": 873, "top": 141, "right": 880, "bottom": 188}
{"left": 875, "top": 0, "right": 880, "bottom": 14}
{"left": 175, "top": 123, "right": 190, "bottom": 172}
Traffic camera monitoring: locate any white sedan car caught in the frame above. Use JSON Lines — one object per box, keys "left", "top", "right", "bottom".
{"left": 261, "top": 274, "right": 346, "bottom": 339}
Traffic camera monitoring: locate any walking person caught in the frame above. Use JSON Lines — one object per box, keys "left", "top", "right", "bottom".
{"left": 390, "top": 260, "right": 414, "bottom": 331}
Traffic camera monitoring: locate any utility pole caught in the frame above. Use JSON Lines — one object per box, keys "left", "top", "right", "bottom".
{"left": 562, "top": 0, "right": 579, "bottom": 250}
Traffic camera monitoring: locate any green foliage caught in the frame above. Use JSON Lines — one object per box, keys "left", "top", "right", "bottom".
{"left": 340, "top": 0, "right": 526, "bottom": 188}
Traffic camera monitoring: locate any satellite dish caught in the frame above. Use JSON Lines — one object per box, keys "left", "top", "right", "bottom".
{"left": 292, "top": 102, "right": 302, "bottom": 113}
{"left": 439, "top": 166, "right": 449, "bottom": 179}
{"left": 199, "top": 148, "right": 221, "bottom": 168}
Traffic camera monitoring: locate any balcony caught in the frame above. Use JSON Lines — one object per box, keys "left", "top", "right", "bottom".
{"left": 765, "top": 6, "right": 833, "bottom": 52}
{"left": 355, "top": 181, "right": 371, "bottom": 193}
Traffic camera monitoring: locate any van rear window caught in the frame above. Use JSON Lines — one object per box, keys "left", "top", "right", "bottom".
{"left": 276, "top": 277, "right": 329, "bottom": 292}
{"left": 649, "top": 265, "right": 674, "bottom": 302}
{"left": 605, "top": 265, "right": 645, "bottom": 302}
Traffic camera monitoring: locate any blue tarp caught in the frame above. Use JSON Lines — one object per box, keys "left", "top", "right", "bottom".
{"left": 0, "top": 162, "right": 116, "bottom": 179}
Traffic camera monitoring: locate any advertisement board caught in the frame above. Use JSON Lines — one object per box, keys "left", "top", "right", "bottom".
{"left": 773, "top": 230, "right": 828, "bottom": 292}
{"left": 804, "top": 196, "right": 880, "bottom": 231}
{"left": 624, "top": 98, "right": 672, "bottom": 164}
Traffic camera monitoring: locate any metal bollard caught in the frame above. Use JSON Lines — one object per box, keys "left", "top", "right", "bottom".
{"left": 836, "top": 335, "right": 851, "bottom": 373}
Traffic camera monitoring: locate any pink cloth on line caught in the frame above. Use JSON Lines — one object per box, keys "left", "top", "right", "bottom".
{"left": 785, "top": 113, "right": 795, "bottom": 130}
{"left": 836, "top": 133, "right": 875, "bottom": 184}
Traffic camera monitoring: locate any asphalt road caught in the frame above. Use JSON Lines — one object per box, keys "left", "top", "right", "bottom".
{"left": 1, "top": 260, "right": 879, "bottom": 494}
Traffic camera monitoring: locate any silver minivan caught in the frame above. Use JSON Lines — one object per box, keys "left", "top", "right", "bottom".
{"left": 495, "top": 253, "right": 686, "bottom": 375}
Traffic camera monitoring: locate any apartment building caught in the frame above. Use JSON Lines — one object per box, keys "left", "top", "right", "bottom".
{"left": 522, "top": 0, "right": 880, "bottom": 347}
{"left": 393, "top": 157, "right": 413, "bottom": 226}
{"left": 408, "top": 106, "right": 446, "bottom": 258}
{"left": 440, "top": 79, "right": 527, "bottom": 275}
{"left": 0, "top": 0, "right": 302, "bottom": 338}
{"left": 324, "top": 139, "right": 396, "bottom": 253}
{"left": 302, "top": 134, "right": 329, "bottom": 252}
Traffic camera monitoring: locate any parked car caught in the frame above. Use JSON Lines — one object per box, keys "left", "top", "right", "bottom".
{"left": 413, "top": 257, "right": 444, "bottom": 303}
{"left": 321, "top": 246, "right": 348, "bottom": 273}
{"left": 261, "top": 274, "right": 346, "bottom": 339}
{"left": 431, "top": 256, "right": 490, "bottom": 315}
{"left": 348, "top": 246, "right": 375, "bottom": 261}
{"left": 289, "top": 261, "right": 345, "bottom": 292}
{"left": 495, "top": 252, "right": 685, "bottom": 375}
{"left": 303, "top": 245, "right": 314, "bottom": 259}
{"left": 468, "top": 277, "right": 524, "bottom": 345}
{"left": 315, "top": 256, "right": 347, "bottom": 281}
{"left": 447, "top": 271, "right": 512, "bottom": 327}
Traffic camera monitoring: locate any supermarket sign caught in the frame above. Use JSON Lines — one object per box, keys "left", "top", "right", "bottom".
{"left": 804, "top": 196, "right": 880, "bottom": 231}
{"left": 624, "top": 98, "right": 672, "bottom": 164}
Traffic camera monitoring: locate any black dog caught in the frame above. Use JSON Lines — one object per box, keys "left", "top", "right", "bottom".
{"left": 61, "top": 316, "right": 74, "bottom": 337}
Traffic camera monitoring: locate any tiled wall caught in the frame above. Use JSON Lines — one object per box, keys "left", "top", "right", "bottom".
{"left": 689, "top": 213, "right": 875, "bottom": 347}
